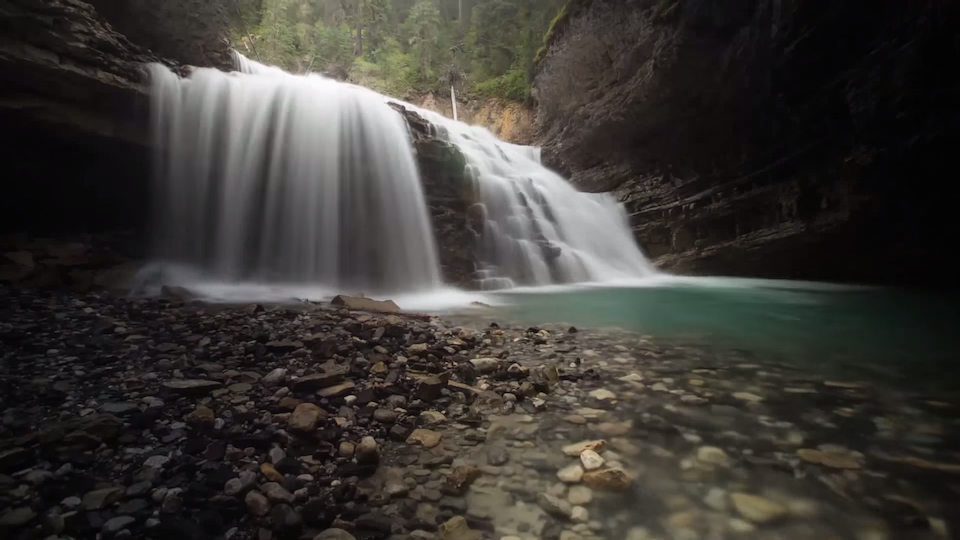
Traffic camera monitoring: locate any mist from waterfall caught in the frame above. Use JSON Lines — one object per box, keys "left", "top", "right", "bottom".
{"left": 388, "top": 103, "right": 658, "bottom": 289}
{"left": 147, "top": 59, "right": 441, "bottom": 295}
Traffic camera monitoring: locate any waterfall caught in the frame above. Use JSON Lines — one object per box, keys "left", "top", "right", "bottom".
{"left": 386, "top": 103, "right": 658, "bottom": 289}
{"left": 147, "top": 59, "right": 441, "bottom": 295}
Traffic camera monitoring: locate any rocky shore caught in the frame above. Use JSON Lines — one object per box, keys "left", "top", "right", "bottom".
{"left": 2, "top": 275, "right": 959, "bottom": 540}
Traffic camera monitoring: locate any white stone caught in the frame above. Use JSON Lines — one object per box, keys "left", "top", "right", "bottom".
{"left": 588, "top": 389, "right": 616, "bottom": 401}
{"left": 579, "top": 450, "right": 604, "bottom": 471}
{"left": 733, "top": 392, "right": 763, "bottom": 402}
{"left": 557, "top": 464, "right": 584, "bottom": 483}
{"left": 696, "top": 446, "right": 730, "bottom": 467}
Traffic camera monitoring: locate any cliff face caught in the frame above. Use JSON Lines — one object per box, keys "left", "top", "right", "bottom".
{"left": 0, "top": 0, "right": 163, "bottom": 234}
{"left": 0, "top": 0, "right": 236, "bottom": 236}
{"left": 533, "top": 0, "right": 959, "bottom": 286}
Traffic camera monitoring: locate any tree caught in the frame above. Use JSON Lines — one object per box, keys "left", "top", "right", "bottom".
{"left": 408, "top": 0, "right": 441, "bottom": 81}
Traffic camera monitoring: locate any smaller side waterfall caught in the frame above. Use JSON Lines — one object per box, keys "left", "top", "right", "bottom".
{"left": 148, "top": 59, "right": 441, "bottom": 294}
{"left": 391, "top": 104, "right": 658, "bottom": 288}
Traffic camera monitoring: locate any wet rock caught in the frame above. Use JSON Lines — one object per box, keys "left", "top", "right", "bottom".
{"left": 289, "top": 403, "right": 325, "bottom": 432}
{"left": 245, "top": 490, "right": 271, "bottom": 516}
{"left": 420, "top": 411, "right": 447, "bottom": 425}
{"left": 0, "top": 507, "right": 36, "bottom": 527}
{"left": 162, "top": 379, "right": 223, "bottom": 396}
{"left": 470, "top": 358, "right": 500, "bottom": 374}
{"left": 261, "top": 463, "right": 284, "bottom": 482}
{"left": 0, "top": 447, "right": 31, "bottom": 473}
{"left": 373, "top": 409, "right": 400, "bottom": 423}
{"left": 356, "top": 436, "right": 379, "bottom": 464}
{"left": 697, "top": 446, "right": 730, "bottom": 467}
{"left": 83, "top": 487, "right": 125, "bottom": 510}
{"left": 588, "top": 389, "right": 616, "bottom": 401}
{"left": 262, "top": 368, "right": 288, "bottom": 386}
{"left": 443, "top": 466, "right": 481, "bottom": 495}
{"left": 486, "top": 446, "right": 509, "bottom": 466}
{"left": 331, "top": 295, "right": 400, "bottom": 312}
{"left": 103, "top": 516, "right": 136, "bottom": 535}
{"left": 567, "top": 486, "right": 593, "bottom": 506}
{"left": 318, "top": 381, "right": 356, "bottom": 398}
{"left": 407, "top": 429, "right": 442, "bottom": 449}
{"left": 730, "top": 493, "right": 787, "bottom": 524}
{"left": 271, "top": 504, "right": 303, "bottom": 536}
{"left": 185, "top": 406, "right": 216, "bottom": 426}
{"left": 262, "top": 482, "right": 295, "bottom": 504}
{"left": 439, "top": 516, "right": 478, "bottom": 540}
{"left": 314, "top": 529, "right": 358, "bottom": 540}
{"left": 562, "top": 440, "right": 606, "bottom": 457}
{"left": 339, "top": 442, "right": 356, "bottom": 458}
{"left": 703, "top": 487, "right": 728, "bottom": 512}
{"left": 416, "top": 376, "right": 448, "bottom": 402}
{"left": 357, "top": 512, "right": 394, "bottom": 533}
{"left": 732, "top": 392, "right": 763, "bottom": 403}
{"left": 144, "top": 455, "right": 170, "bottom": 468}
{"left": 557, "top": 464, "right": 584, "bottom": 483}
{"left": 291, "top": 368, "right": 348, "bottom": 392}
{"left": 797, "top": 448, "right": 861, "bottom": 469}
{"left": 579, "top": 450, "right": 604, "bottom": 471}
{"left": 581, "top": 468, "right": 632, "bottom": 491}
{"left": 538, "top": 492, "right": 573, "bottom": 519}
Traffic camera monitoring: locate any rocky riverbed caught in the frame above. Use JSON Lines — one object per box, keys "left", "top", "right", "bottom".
{"left": 1, "top": 283, "right": 959, "bottom": 540}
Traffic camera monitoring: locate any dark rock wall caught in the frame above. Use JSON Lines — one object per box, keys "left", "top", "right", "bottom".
{"left": 533, "top": 0, "right": 960, "bottom": 286}
{"left": 84, "top": 0, "right": 235, "bottom": 70}
{"left": 0, "top": 0, "right": 162, "bottom": 237}
{"left": 391, "top": 104, "right": 478, "bottom": 289}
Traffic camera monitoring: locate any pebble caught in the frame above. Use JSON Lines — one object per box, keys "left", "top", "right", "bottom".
{"left": 730, "top": 492, "right": 788, "bottom": 524}
{"left": 407, "top": 429, "right": 442, "bottom": 448}
{"left": 588, "top": 389, "right": 616, "bottom": 400}
{"left": 579, "top": 449, "right": 605, "bottom": 470}
{"left": 245, "top": 490, "right": 271, "bottom": 516}
{"left": 558, "top": 464, "right": 585, "bottom": 483}
{"left": 357, "top": 436, "right": 379, "bottom": 464}
{"left": 696, "top": 446, "right": 730, "bottom": 466}
{"left": 567, "top": 486, "right": 593, "bottom": 505}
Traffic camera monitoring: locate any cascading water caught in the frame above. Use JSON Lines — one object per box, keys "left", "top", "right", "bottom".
{"left": 147, "top": 57, "right": 441, "bottom": 295}
{"left": 384, "top": 103, "right": 658, "bottom": 289}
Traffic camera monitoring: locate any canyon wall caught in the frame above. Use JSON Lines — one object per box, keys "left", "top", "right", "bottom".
{"left": 533, "top": 0, "right": 959, "bottom": 285}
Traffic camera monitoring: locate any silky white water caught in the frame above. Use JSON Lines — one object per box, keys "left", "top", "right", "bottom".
{"left": 385, "top": 101, "right": 658, "bottom": 288}
{"left": 148, "top": 59, "right": 441, "bottom": 294}
{"left": 144, "top": 53, "right": 657, "bottom": 305}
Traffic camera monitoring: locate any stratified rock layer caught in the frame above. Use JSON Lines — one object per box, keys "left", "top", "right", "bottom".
{"left": 534, "top": 0, "right": 960, "bottom": 286}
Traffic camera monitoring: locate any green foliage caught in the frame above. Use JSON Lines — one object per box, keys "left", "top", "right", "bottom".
{"left": 229, "top": 0, "right": 566, "bottom": 102}
{"left": 472, "top": 67, "right": 529, "bottom": 101}
{"left": 533, "top": 3, "right": 566, "bottom": 66}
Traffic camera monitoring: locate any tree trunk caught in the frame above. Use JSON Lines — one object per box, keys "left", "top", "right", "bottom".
{"left": 355, "top": 0, "right": 363, "bottom": 56}
{"left": 458, "top": 0, "right": 463, "bottom": 43}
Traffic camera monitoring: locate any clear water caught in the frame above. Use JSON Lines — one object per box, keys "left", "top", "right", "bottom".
{"left": 474, "top": 278, "right": 960, "bottom": 393}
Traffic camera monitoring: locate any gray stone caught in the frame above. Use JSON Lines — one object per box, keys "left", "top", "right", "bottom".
{"left": 261, "top": 482, "right": 295, "bottom": 504}
{"left": 537, "top": 492, "right": 573, "bottom": 519}
{"left": 83, "top": 487, "right": 124, "bottom": 510}
{"left": 0, "top": 507, "right": 36, "bottom": 527}
{"left": 245, "top": 490, "right": 271, "bottom": 516}
{"left": 161, "top": 379, "right": 223, "bottom": 396}
{"left": 103, "top": 516, "right": 137, "bottom": 535}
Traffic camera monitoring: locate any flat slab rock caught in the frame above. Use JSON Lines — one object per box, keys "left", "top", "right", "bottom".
{"left": 161, "top": 379, "right": 223, "bottom": 395}
{"left": 330, "top": 295, "right": 400, "bottom": 313}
